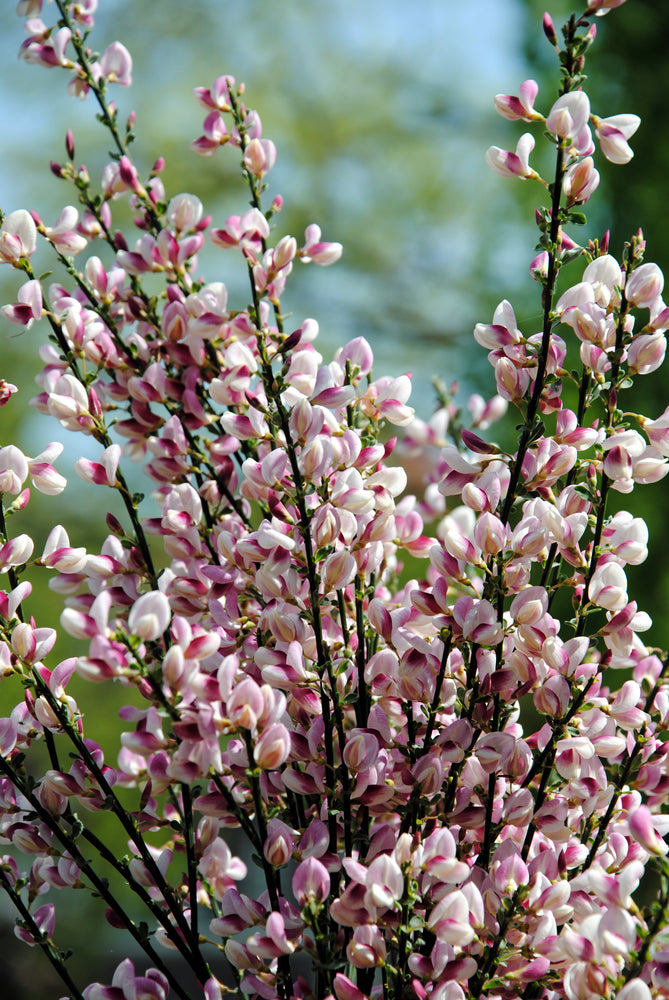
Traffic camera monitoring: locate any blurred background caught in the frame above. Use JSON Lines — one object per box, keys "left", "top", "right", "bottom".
{"left": 0, "top": 0, "right": 667, "bottom": 994}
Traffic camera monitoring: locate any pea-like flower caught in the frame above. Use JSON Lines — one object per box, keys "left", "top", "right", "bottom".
{"left": 0, "top": 209, "right": 37, "bottom": 262}
{"left": 485, "top": 133, "right": 537, "bottom": 179}
{"left": 593, "top": 112, "right": 640, "bottom": 164}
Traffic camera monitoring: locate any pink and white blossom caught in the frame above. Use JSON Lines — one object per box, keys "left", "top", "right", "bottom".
{"left": 485, "top": 132, "right": 537, "bottom": 178}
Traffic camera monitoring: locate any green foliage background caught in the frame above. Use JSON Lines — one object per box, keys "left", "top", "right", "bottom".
{"left": 0, "top": 0, "right": 667, "bottom": 994}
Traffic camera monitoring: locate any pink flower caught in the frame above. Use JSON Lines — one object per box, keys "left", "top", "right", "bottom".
{"left": 43, "top": 374, "right": 95, "bottom": 433}
{"left": 485, "top": 133, "right": 537, "bottom": 178}
{"left": 427, "top": 889, "right": 477, "bottom": 945}
{"left": 588, "top": 559, "right": 628, "bottom": 611}
{"left": 563, "top": 156, "right": 600, "bottom": 204}
{"left": 493, "top": 79, "right": 542, "bottom": 122}
{"left": 99, "top": 41, "right": 132, "bottom": 86}
{"left": 14, "top": 902, "right": 55, "bottom": 946}
{"left": 27, "top": 442, "right": 67, "bottom": 495}
{"left": 42, "top": 205, "right": 88, "bottom": 255}
{"left": 299, "top": 224, "right": 343, "bottom": 265}
{"left": 227, "top": 678, "right": 265, "bottom": 730}
{"left": 628, "top": 804, "right": 668, "bottom": 857}
{"left": 292, "top": 857, "right": 329, "bottom": 906}
{"left": 254, "top": 722, "right": 291, "bottom": 769}
{"left": 453, "top": 596, "right": 504, "bottom": 645}
{"left": 0, "top": 534, "right": 34, "bottom": 572}
{"left": 586, "top": 0, "right": 629, "bottom": 15}
{"left": 593, "top": 113, "right": 640, "bottom": 164}
{"left": 616, "top": 982, "right": 652, "bottom": 1000}
{"left": 334, "top": 973, "right": 368, "bottom": 1000}
{"left": 0, "top": 445, "right": 29, "bottom": 494}
{"left": 75, "top": 443, "right": 121, "bottom": 487}
{"left": 127, "top": 591, "right": 172, "bottom": 641}
{"left": 193, "top": 75, "right": 235, "bottom": 112}
{"left": 642, "top": 406, "right": 669, "bottom": 455}
{"left": 243, "top": 138, "right": 277, "bottom": 179}
{"left": 166, "top": 193, "right": 204, "bottom": 232}
{"left": 41, "top": 525, "right": 87, "bottom": 573}
{"left": 347, "top": 925, "right": 387, "bottom": 968}
{"left": 0, "top": 209, "right": 37, "bottom": 262}
{"left": 82, "top": 959, "right": 168, "bottom": 1000}
{"left": 0, "top": 380, "right": 18, "bottom": 406}
{"left": 545, "top": 92, "right": 590, "bottom": 139}
{"left": 625, "top": 262, "right": 664, "bottom": 308}
{"left": 627, "top": 332, "right": 666, "bottom": 375}
{"left": 210, "top": 208, "right": 269, "bottom": 252}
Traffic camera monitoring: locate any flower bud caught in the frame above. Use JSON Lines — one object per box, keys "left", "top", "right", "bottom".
{"left": 543, "top": 12, "right": 557, "bottom": 46}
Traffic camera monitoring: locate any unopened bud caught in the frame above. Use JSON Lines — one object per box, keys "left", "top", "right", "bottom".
{"left": 542, "top": 12, "right": 557, "bottom": 46}
{"left": 88, "top": 387, "right": 103, "bottom": 419}
{"left": 106, "top": 512, "right": 124, "bottom": 535}
{"left": 65, "top": 128, "right": 75, "bottom": 161}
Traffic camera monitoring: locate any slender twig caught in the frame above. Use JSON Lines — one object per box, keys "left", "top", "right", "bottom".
{"left": 0, "top": 868, "right": 87, "bottom": 1000}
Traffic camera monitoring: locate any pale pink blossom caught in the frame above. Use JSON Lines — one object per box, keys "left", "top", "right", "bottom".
{"left": 243, "top": 138, "right": 277, "bottom": 179}
{"left": 627, "top": 332, "right": 666, "bottom": 375}
{"left": 563, "top": 156, "right": 600, "bottom": 204}
{"left": 0, "top": 445, "right": 29, "bottom": 494}
{"left": 586, "top": 0, "right": 629, "bottom": 17}
{"left": 75, "top": 443, "right": 121, "bottom": 487}
{"left": 0, "top": 534, "right": 34, "bottom": 573}
{"left": 616, "top": 982, "right": 652, "bottom": 1000}
{"left": 545, "top": 91, "right": 590, "bottom": 139}
{"left": 14, "top": 902, "right": 55, "bottom": 946}
{"left": 127, "top": 591, "right": 171, "bottom": 641}
{"left": 41, "top": 525, "right": 87, "bottom": 574}
{"left": 166, "top": 193, "right": 203, "bottom": 232}
{"left": 0, "top": 209, "right": 37, "bottom": 262}
{"left": 292, "top": 857, "right": 329, "bottom": 906}
{"left": 628, "top": 805, "right": 668, "bottom": 857}
{"left": 254, "top": 722, "right": 291, "bottom": 769}
{"left": 347, "top": 925, "right": 387, "bottom": 968}
{"left": 299, "top": 224, "right": 343, "bottom": 265}
{"left": 99, "top": 41, "right": 132, "bottom": 86}
{"left": 42, "top": 205, "right": 88, "bottom": 255}
{"left": 26, "top": 442, "right": 67, "bottom": 495}
{"left": 493, "top": 79, "right": 542, "bottom": 122}
{"left": 485, "top": 133, "right": 537, "bottom": 178}
{"left": 641, "top": 406, "right": 669, "bottom": 455}
{"left": 588, "top": 559, "right": 628, "bottom": 611}
{"left": 83, "top": 959, "right": 168, "bottom": 1000}
{"left": 593, "top": 113, "right": 640, "bottom": 164}
{"left": 625, "top": 262, "right": 664, "bottom": 308}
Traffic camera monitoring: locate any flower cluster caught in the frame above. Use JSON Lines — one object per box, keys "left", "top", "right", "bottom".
{"left": 3, "top": 2, "right": 669, "bottom": 1000}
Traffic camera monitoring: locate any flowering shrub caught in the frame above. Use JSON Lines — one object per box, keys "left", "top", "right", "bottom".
{"left": 2, "top": 1, "right": 669, "bottom": 998}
